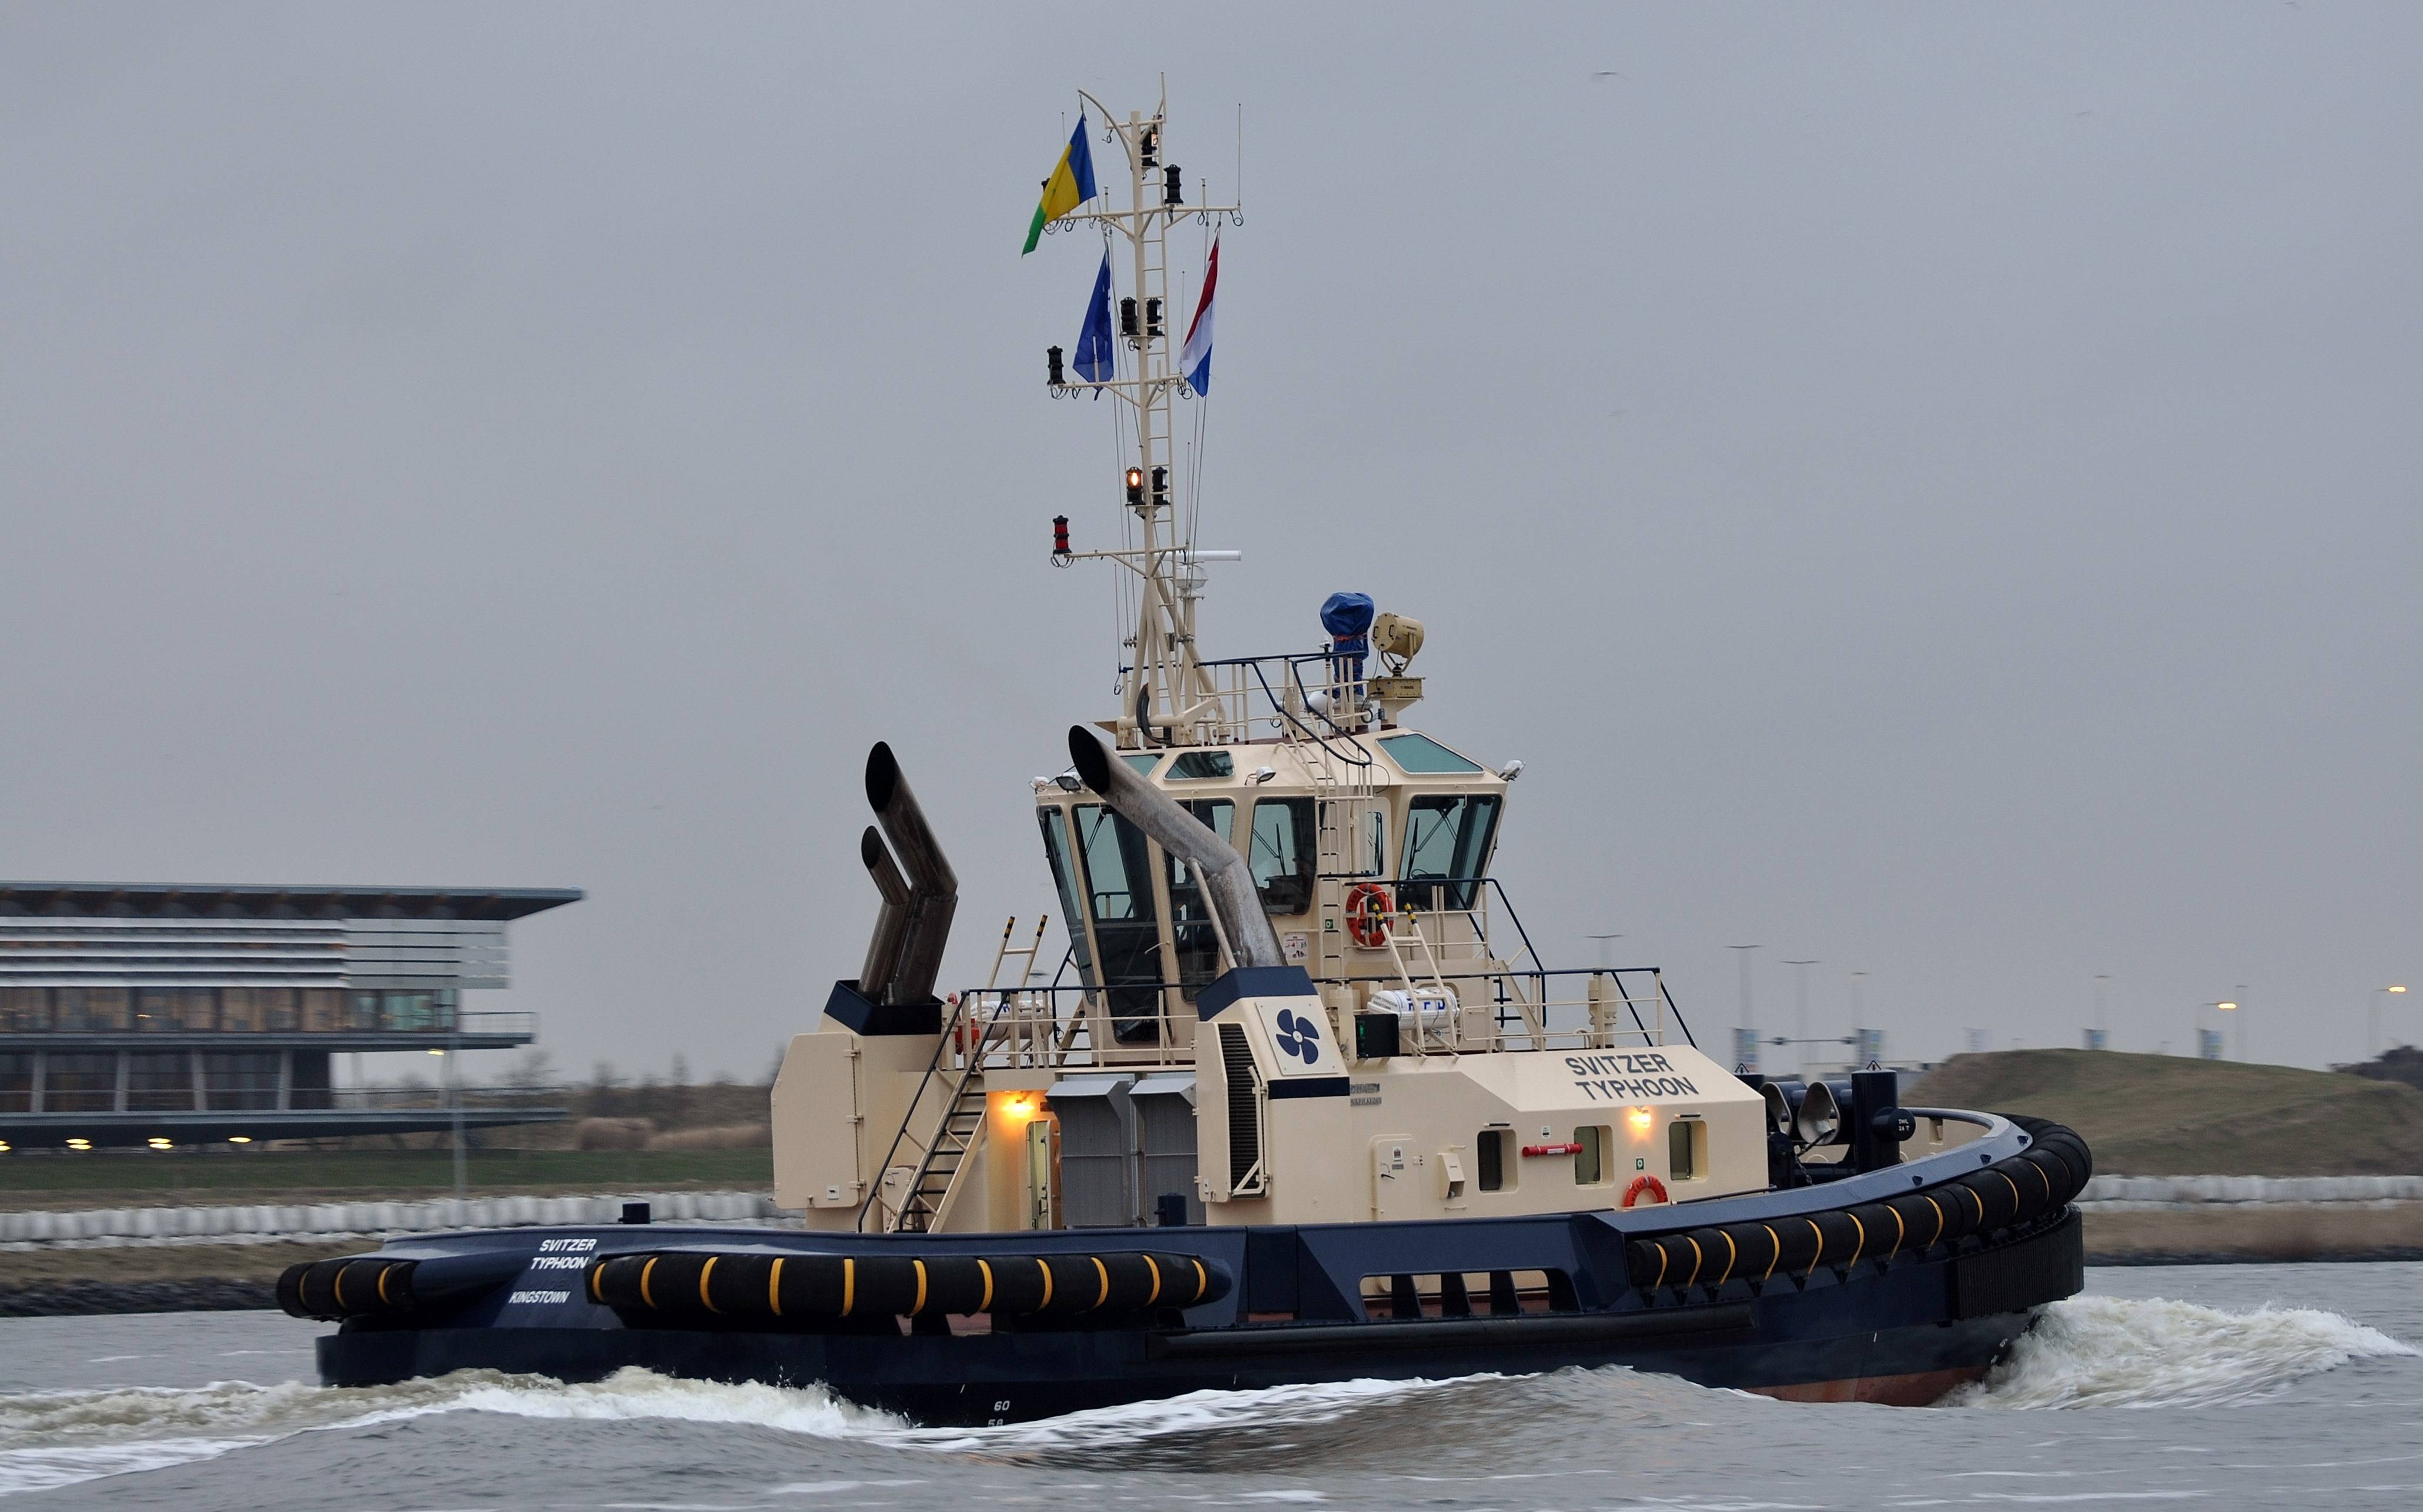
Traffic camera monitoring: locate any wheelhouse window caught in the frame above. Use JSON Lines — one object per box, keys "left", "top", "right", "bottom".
{"left": 1400, "top": 793, "right": 1502, "bottom": 910}
{"left": 1071, "top": 802, "right": 1166, "bottom": 1042}
{"left": 1036, "top": 808, "right": 1096, "bottom": 985}
{"left": 1167, "top": 750, "right": 1234, "bottom": 780}
{"left": 1166, "top": 798, "right": 1235, "bottom": 999}
{"left": 1247, "top": 797, "right": 1316, "bottom": 915}
{"left": 1378, "top": 732, "right": 1484, "bottom": 774}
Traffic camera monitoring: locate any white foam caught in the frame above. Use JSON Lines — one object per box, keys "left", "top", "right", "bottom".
{"left": 1950, "top": 1294, "right": 2417, "bottom": 1410}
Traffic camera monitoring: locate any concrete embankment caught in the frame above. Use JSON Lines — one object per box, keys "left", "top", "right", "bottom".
{"left": 2076, "top": 1175, "right": 2423, "bottom": 1264}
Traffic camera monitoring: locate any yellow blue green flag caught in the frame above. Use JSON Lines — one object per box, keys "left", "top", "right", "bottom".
{"left": 1022, "top": 114, "right": 1097, "bottom": 255}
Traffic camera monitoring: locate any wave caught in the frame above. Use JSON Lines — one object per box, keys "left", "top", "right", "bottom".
{"left": 1950, "top": 1294, "right": 2417, "bottom": 1409}
{"left": 5, "top": 1294, "right": 2408, "bottom": 1494}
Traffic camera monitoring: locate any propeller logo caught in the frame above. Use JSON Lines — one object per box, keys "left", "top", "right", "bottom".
{"left": 1273, "top": 1009, "right": 1321, "bottom": 1065}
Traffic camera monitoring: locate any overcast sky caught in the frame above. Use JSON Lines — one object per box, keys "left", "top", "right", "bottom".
{"left": 2, "top": 4, "right": 2417, "bottom": 1081}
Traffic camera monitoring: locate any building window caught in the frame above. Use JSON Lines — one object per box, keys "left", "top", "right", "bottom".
{"left": 53, "top": 989, "right": 129, "bottom": 1033}
{"left": 126, "top": 1053, "right": 194, "bottom": 1112}
{"left": 301, "top": 990, "right": 345, "bottom": 1032}
{"left": 136, "top": 989, "right": 217, "bottom": 1032}
{"left": 202, "top": 1052, "right": 280, "bottom": 1111}
{"left": 0, "top": 1054, "right": 32, "bottom": 1113}
{"left": 1573, "top": 1125, "right": 1609, "bottom": 1186}
{"left": 43, "top": 1053, "right": 117, "bottom": 1113}
{"left": 0, "top": 988, "right": 49, "bottom": 1033}
{"left": 1476, "top": 1128, "right": 1516, "bottom": 1192}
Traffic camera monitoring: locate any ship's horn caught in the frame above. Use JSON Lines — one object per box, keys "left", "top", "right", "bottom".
{"left": 858, "top": 826, "right": 913, "bottom": 1002}
{"left": 1066, "top": 727, "right": 1287, "bottom": 971}
{"left": 865, "top": 742, "right": 959, "bottom": 1005}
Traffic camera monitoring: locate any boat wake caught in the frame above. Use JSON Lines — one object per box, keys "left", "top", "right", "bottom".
{"left": 1950, "top": 1293, "right": 2416, "bottom": 1409}
{"left": 4, "top": 1296, "right": 2408, "bottom": 1496}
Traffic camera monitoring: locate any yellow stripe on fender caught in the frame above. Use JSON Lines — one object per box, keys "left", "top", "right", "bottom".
{"left": 1844, "top": 1212, "right": 1866, "bottom": 1270}
{"left": 977, "top": 1259, "right": 994, "bottom": 1313}
{"left": 1036, "top": 1259, "right": 1053, "bottom": 1312}
{"left": 700, "top": 1256, "right": 720, "bottom": 1313}
{"left": 640, "top": 1256, "right": 660, "bottom": 1309}
{"left": 1922, "top": 1195, "right": 1945, "bottom": 1247}
{"left": 1715, "top": 1230, "right": 1739, "bottom": 1284}
{"left": 841, "top": 1257, "right": 855, "bottom": 1316}
{"left": 1803, "top": 1219, "right": 1825, "bottom": 1279}
{"left": 1142, "top": 1256, "right": 1162, "bottom": 1308}
{"left": 1090, "top": 1256, "right": 1110, "bottom": 1309}
{"left": 1190, "top": 1258, "right": 1206, "bottom": 1304}
{"left": 332, "top": 1266, "right": 349, "bottom": 1311}
{"left": 1680, "top": 1235, "right": 1705, "bottom": 1288}
{"left": 912, "top": 1259, "right": 928, "bottom": 1316}
{"left": 1759, "top": 1225, "right": 1782, "bottom": 1282}
{"left": 376, "top": 1265, "right": 394, "bottom": 1308}
{"left": 769, "top": 1257, "right": 784, "bottom": 1317}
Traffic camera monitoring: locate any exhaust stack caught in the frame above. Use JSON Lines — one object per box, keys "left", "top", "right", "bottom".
{"left": 858, "top": 827, "right": 912, "bottom": 1001}
{"left": 1066, "top": 727, "right": 1286, "bottom": 971}
{"left": 861, "top": 742, "right": 959, "bottom": 1005}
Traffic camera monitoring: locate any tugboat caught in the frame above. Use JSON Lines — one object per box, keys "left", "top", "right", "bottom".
{"left": 287, "top": 88, "right": 2089, "bottom": 1423}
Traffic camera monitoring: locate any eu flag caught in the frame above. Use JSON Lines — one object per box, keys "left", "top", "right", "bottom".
{"left": 1073, "top": 250, "right": 1116, "bottom": 383}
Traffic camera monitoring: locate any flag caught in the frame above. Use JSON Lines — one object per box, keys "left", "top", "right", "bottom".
{"left": 1180, "top": 236, "right": 1219, "bottom": 394}
{"left": 1022, "top": 114, "right": 1098, "bottom": 255}
{"left": 1072, "top": 250, "right": 1116, "bottom": 382}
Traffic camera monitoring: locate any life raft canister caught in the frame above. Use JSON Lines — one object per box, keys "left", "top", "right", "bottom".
{"left": 1622, "top": 1173, "right": 1669, "bottom": 1208}
{"left": 1344, "top": 882, "right": 1394, "bottom": 948}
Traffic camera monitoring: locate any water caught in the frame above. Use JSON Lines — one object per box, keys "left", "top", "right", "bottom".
{"left": 4, "top": 1264, "right": 2420, "bottom": 1510}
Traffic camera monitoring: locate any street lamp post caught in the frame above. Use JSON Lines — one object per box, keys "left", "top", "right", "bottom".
{"left": 1728, "top": 945, "right": 1761, "bottom": 1072}
{"left": 1783, "top": 959, "right": 1819, "bottom": 1078}
{"left": 2372, "top": 985, "right": 2409, "bottom": 1059}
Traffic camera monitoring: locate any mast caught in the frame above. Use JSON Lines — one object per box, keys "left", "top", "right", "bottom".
{"left": 1045, "top": 85, "right": 1239, "bottom": 748}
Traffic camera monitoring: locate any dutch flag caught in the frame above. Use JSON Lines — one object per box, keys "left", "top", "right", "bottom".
{"left": 1180, "top": 236, "right": 1219, "bottom": 394}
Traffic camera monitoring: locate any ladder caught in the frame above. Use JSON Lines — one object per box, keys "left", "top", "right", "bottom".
{"left": 887, "top": 916, "right": 1043, "bottom": 1234}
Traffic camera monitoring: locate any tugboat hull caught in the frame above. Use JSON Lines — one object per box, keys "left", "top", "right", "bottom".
{"left": 309, "top": 1203, "right": 2080, "bottom": 1425}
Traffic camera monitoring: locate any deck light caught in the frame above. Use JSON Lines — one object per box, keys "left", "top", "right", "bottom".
{"left": 148, "top": 1137, "right": 174, "bottom": 1150}
{"left": 228, "top": 1136, "right": 252, "bottom": 1145}
{"left": 0, "top": 1141, "right": 11, "bottom": 1153}
{"left": 1627, "top": 1107, "right": 1654, "bottom": 1135}
{"left": 428, "top": 1048, "right": 446, "bottom": 1056}
{"left": 65, "top": 1138, "right": 91, "bottom": 1151}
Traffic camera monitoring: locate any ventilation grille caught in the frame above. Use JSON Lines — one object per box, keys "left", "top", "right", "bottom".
{"left": 1219, "top": 1023, "right": 1263, "bottom": 1195}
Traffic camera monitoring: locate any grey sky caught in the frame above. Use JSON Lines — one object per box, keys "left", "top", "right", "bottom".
{"left": 2, "top": 4, "right": 2416, "bottom": 1081}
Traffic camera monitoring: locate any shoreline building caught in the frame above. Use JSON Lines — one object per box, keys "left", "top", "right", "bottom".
{"left": 0, "top": 882, "right": 580, "bottom": 1149}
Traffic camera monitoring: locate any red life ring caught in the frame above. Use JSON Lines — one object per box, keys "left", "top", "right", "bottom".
{"left": 1621, "top": 1174, "right": 1669, "bottom": 1208}
{"left": 1343, "top": 882, "right": 1395, "bottom": 949}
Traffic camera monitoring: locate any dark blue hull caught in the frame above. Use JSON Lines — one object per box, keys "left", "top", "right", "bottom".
{"left": 314, "top": 1206, "right": 2080, "bottom": 1423}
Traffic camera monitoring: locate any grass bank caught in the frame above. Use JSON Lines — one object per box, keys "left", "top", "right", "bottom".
{"left": 1907, "top": 1049, "right": 2423, "bottom": 1175}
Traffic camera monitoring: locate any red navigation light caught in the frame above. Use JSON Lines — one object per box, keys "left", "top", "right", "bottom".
{"left": 1052, "top": 515, "right": 1071, "bottom": 557}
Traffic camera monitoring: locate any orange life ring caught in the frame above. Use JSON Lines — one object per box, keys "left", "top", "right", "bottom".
{"left": 1621, "top": 1174, "right": 1669, "bottom": 1208}
{"left": 1343, "top": 882, "right": 1394, "bottom": 948}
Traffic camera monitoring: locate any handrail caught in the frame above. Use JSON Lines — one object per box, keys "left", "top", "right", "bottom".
{"left": 854, "top": 993, "right": 977, "bottom": 1233}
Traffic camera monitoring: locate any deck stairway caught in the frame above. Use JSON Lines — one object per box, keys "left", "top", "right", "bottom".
{"left": 882, "top": 916, "right": 1046, "bottom": 1234}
